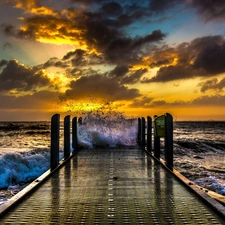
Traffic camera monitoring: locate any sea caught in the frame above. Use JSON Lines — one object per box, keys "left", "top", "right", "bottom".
{"left": 0, "top": 115, "right": 225, "bottom": 206}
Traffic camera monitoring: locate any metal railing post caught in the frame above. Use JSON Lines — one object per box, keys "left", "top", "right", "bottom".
{"left": 72, "top": 117, "right": 77, "bottom": 152}
{"left": 154, "top": 115, "right": 160, "bottom": 159}
{"left": 64, "top": 115, "right": 70, "bottom": 159}
{"left": 147, "top": 116, "right": 152, "bottom": 152}
{"left": 165, "top": 113, "right": 173, "bottom": 169}
{"left": 137, "top": 118, "right": 141, "bottom": 144}
{"left": 141, "top": 117, "right": 146, "bottom": 147}
{"left": 51, "top": 114, "right": 60, "bottom": 171}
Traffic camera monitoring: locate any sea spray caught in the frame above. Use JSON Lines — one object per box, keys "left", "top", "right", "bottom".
{"left": 63, "top": 101, "right": 138, "bottom": 148}
{"left": 75, "top": 107, "right": 137, "bottom": 148}
{"left": 77, "top": 115, "right": 137, "bottom": 148}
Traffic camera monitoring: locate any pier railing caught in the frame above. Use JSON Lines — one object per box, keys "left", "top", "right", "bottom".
{"left": 50, "top": 113, "right": 173, "bottom": 171}
{"left": 51, "top": 114, "right": 78, "bottom": 171}
{"left": 138, "top": 113, "right": 173, "bottom": 169}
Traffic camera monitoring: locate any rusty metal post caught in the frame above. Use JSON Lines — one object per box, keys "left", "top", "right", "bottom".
{"left": 51, "top": 114, "right": 60, "bottom": 171}
{"left": 165, "top": 113, "right": 173, "bottom": 169}
{"left": 154, "top": 115, "right": 160, "bottom": 159}
{"left": 141, "top": 117, "right": 146, "bottom": 147}
{"left": 64, "top": 115, "right": 70, "bottom": 159}
{"left": 147, "top": 116, "right": 152, "bottom": 152}
{"left": 137, "top": 118, "right": 141, "bottom": 144}
{"left": 72, "top": 117, "right": 77, "bottom": 152}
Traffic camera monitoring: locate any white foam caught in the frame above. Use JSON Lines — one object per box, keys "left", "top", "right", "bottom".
{"left": 77, "top": 115, "right": 137, "bottom": 148}
{"left": 0, "top": 150, "right": 50, "bottom": 189}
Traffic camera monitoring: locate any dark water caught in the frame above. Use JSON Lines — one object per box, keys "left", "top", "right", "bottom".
{"left": 173, "top": 121, "right": 225, "bottom": 195}
{"left": 0, "top": 120, "right": 225, "bottom": 205}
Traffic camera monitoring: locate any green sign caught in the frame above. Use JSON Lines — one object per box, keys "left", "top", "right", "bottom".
{"left": 154, "top": 115, "right": 166, "bottom": 137}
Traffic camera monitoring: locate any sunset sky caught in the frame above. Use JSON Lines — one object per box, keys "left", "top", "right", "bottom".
{"left": 1, "top": 0, "right": 225, "bottom": 121}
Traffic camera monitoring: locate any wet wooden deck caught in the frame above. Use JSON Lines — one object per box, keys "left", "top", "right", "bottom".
{"left": 0, "top": 147, "right": 225, "bottom": 224}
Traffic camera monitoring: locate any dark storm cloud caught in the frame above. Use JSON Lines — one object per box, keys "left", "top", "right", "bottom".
{"left": 62, "top": 49, "right": 104, "bottom": 67}
{"left": 188, "top": 35, "right": 225, "bottom": 50}
{"left": 148, "top": 0, "right": 181, "bottom": 13}
{"left": 63, "top": 50, "right": 85, "bottom": 61}
{"left": 148, "top": 0, "right": 225, "bottom": 21}
{"left": 109, "top": 65, "right": 129, "bottom": 77}
{"left": 71, "top": 0, "right": 108, "bottom": 5}
{"left": 142, "top": 35, "right": 225, "bottom": 83}
{"left": 83, "top": 10, "right": 166, "bottom": 63}
{"left": 188, "top": 0, "right": 225, "bottom": 21}
{"left": 42, "top": 49, "right": 104, "bottom": 70}
{"left": 65, "top": 74, "right": 141, "bottom": 101}
{"left": 193, "top": 42, "right": 225, "bottom": 74}
{"left": 121, "top": 68, "right": 148, "bottom": 84}
{"left": 198, "top": 78, "right": 225, "bottom": 92}
{"left": 100, "top": 2, "right": 123, "bottom": 16}
{"left": 142, "top": 65, "right": 194, "bottom": 83}
{"left": 108, "top": 66, "right": 147, "bottom": 84}
{"left": 43, "top": 57, "right": 69, "bottom": 68}
{"left": 64, "top": 49, "right": 85, "bottom": 67}
{"left": 1, "top": 1, "right": 166, "bottom": 66}
{"left": 0, "top": 59, "right": 51, "bottom": 91}
{"left": 101, "top": 30, "right": 165, "bottom": 63}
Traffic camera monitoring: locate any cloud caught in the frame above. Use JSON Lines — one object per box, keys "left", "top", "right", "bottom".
{"left": 100, "top": 2, "right": 123, "bottom": 16}
{"left": 142, "top": 65, "right": 195, "bottom": 83}
{"left": 43, "top": 57, "right": 69, "bottom": 68}
{"left": 6, "top": 0, "right": 57, "bottom": 15}
{"left": 148, "top": 0, "right": 225, "bottom": 22}
{"left": 149, "top": 0, "right": 181, "bottom": 13}
{"left": 109, "top": 65, "right": 129, "bottom": 77}
{"left": 188, "top": 0, "right": 225, "bottom": 21}
{"left": 129, "top": 94, "right": 225, "bottom": 108}
{"left": 121, "top": 68, "right": 148, "bottom": 84}
{"left": 198, "top": 78, "right": 225, "bottom": 92}
{"left": 150, "top": 59, "right": 173, "bottom": 68}
{"left": 0, "top": 59, "right": 51, "bottom": 92}
{"left": 108, "top": 66, "right": 148, "bottom": 84}
{"left": 101, "top": 29, "right": 166, "bottom": 64}
{"left": 1, "top": 1, "right": 166, "bottom": 67}
{"left": 0, "top": 90, "right": 58, "bottom": 109}
{"left": 192, "top": 94, "right": 225, "bottom": 106}
{"left": 65, "top": 74, "right": 141, "bottom": 101}
{"left": 129, "top": 96, "right": 153, "bottom": 108}
{"left": 63, "top": 49, "right": 104, "bottom": 66}
{"left": 71, "top": 0, "right": 108, "bottom": 7}
{"left": 193, "top": 42, "right": 225, "bottom": 74}
{"left": 142, "top": 35, "right": 225, "bottom": 83}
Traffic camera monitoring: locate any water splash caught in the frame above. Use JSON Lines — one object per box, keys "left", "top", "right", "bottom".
{"left": 62, "top": 102, "right": 137, "bottom": 148}
{"left": 59, "top": 99, "right": 138, "bottom": 148}
{"left": 77, "top": 110, "right": 138, "bottom": 148}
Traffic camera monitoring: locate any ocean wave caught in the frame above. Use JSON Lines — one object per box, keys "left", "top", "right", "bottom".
{"left": 0, "top": 148, "right": 51, "bottom": 189}
{"left": 0, "top": 122, "right": 50, "bottom": 131}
